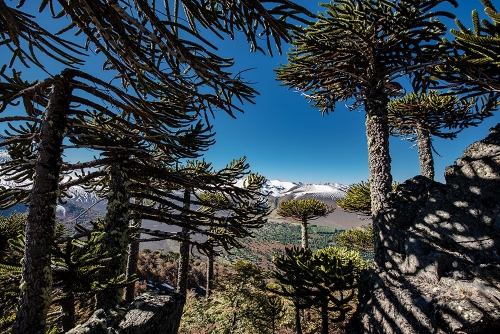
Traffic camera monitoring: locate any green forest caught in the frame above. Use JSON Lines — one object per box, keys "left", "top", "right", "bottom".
{"left": 1, "top": 0, "right": 499, "bottom": 333}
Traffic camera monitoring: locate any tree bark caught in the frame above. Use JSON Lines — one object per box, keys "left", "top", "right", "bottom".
{"left": 294, "top": 300, "right": 303, "bottom": 334}
{"left": 14, "top": 72, "right": 73, "bottom": 334}
{"left": 177, "top": 189, "right": 191, "bottom": 295}
{"left": 60, "top": 289, "right": 76, "bottom": 332}
{"left": 96, "top": 157, "right": 130, "bottom": 310}
{"left": 301, "top": 219, "right": 309, "bottom": 249}
{"left": 124, "top": 198, "right": 142, "bottom": 303}
{"left": 365, "top": 91, "right": 392, "bottom": 266}
{"left": 321, "top": 299, "right": 329, "bottom": 334}
{"left": 206, "top": 248, "right": 214, "bottom": 298}
{"left": 416, "top": 124, "right": 435, "bottom": 180}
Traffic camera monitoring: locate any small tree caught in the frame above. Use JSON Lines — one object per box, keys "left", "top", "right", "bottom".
{"left": 270, "top": 246, "right": 369, "bottom": 334}
{"left": 334, "top": 225, "right": 374, "bottom": 255}
{"left": 388, "top": 90, "right": 489, "bottom": 180}
{"left": 277, "top": 199, "right": 333, "bottom": 250}
{"left": 337, "top": 181, "right": 399, "bottom": 217}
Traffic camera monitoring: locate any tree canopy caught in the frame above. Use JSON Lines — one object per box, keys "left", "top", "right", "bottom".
{"left": 277, "top": 198, "right": 333, "bottom": 249}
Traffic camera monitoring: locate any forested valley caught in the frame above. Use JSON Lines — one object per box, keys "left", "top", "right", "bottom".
{"left": 1, "top": 0, "right": 500, "bottom": 333}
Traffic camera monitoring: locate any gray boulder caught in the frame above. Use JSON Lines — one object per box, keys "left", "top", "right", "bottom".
{"left": 349, "top": 124, "right": 500, "bottom": 333}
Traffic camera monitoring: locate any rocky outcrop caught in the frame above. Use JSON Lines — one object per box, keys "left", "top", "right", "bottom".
{"left": 349, "top": 124, "right": 500, "bottom": 333}
{"left": 67, "top": 292, "right": 184, "bottom": 334}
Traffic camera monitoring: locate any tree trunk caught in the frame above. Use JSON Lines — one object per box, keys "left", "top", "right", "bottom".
{"left": 294, "top": 300, "right": 303, "bottom": 334}
{"left": 14, "top": 72, "right": 73, "bottom": 334}
{"left": 416, "top": 124, "right": 435, "bottom": 180}
{"left": 301, "top": 219, "right": 309, "bottom": 249}
{"left": 177, "top": 189, "right": 191, "bottom": 295}
{"left": 365, "top": 92, "right": 392, "bottom": 266}
{"left": 60, "top": 289, "right": 76, "bottom": 332}
{"left": 206, "top": 248, "right": 214, "bottom": 298}
{"left": 124, "top": 198, "right": 142, "bottom": 303}
{"left": 96, "top": 157, "right": 130, "bottom": 310}
{"left": 321, "top": 299, "right": 329, "bottom": 334}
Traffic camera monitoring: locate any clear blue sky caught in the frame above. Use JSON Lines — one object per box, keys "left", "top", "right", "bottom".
{"left": 2, "top": 0, "right": 498, "bottom": 185}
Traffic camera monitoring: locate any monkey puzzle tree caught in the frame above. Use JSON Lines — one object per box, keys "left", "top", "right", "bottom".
{"left": 275, "top": 0, "right": 457, "bottom": 265}
{"left": 271, "top": 246, "right": 369, "bottom": 334}
{"left": 1, "top": 1, "right": 313, "bottom": 331}
{"left": 388, "top": 90, "right": 489, "bottom": 180}
{"left": 434, "top": 0, "right": 500, "bottom": 97}
{"left": 277, "top": 198, "right": 333, "bottom": 250}
{"left": 337, "top": 180, "right": 399, "bottom": 216}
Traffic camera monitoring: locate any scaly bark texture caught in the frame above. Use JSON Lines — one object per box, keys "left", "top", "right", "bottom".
{"left": 416, "top": 124, "right": 435, "bottom": 180}
{"left": 96, "top": 158, "right": 130, "bottom": 310}
{"left": 301, "top": 219, "right": 309, "bottom": 250}
{"left": 177, "top": 189, "right": 191, "bottom": 296}
{"left": 14, "top": 72, "right": 72, "bottom": 334}
{"left": 124, "top": 198, "right": 142, "bottom": 303}
{"left": 321, "top": 299, "right": 329, "bottom": 334}
{"left": 365, "top": 91, "right": 392, "bottom": 266}
{"left": 206, "top": 249, "right": 214, "bottom": 298}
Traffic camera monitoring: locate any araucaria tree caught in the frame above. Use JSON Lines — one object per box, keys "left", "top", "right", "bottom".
{"left": 388, "top": 90, "right": 488, "bottom": 180}
{"left": 0, "top": 1, "right": 313, "bottom": 333}
{"left": 271, "top": 246, "right": 369, "bottom": 334}
{"left": 275, "top": 0, "right": 457, "bottom": 264}
{"left": 435, "top": 0, "right": 500, "bottom": 96}
{"left": 277, "top": 198, "right": 333, "bottom": 249}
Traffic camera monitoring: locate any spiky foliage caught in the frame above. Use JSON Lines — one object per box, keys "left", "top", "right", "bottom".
{"left": 388, "top": 90, "right": 492, "bottom": 179}
{"left": 334, "top": 225, "right": 374, "bottom": 255}
{"left": 0, "top": 228, "right": 128, "bottom": 333}
{"left": 1, "top": 1, "right": 313, "bottom": 331}
{"left": 276, "top": 0, "right": 456, "bottom": 208}
{"left": 277, "top": 198, "right": 333, "bottom": 249}
{"left": 275, "top": 0, "right": 457, "bottom": 265}
{"left": 434, "top": 0, "right": 500, "bottom": 97}
{"left": 270, "top": 246, "right": 369, "bottom": 334}
{"left": 0, "top": 213, "right": 26, "bottom": 252}
{"left": 337, "top": 181, "right": 399, "bottom": 216}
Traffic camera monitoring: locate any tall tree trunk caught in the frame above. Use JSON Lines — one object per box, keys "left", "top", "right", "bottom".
{"left": 301, "top": 219, "right": 309, "bottom": 249}
{"left": 96, "top": 157, "right": 130, "bottom": 310}
{"left": 416, "top": 124, "right": 434, "bottom": 180}
{"left": 124, "top": 198, "right": 142, "bottom": 302}
{"left": 294, "top": 299, "right": 303, "bottom": 334}
{"left": 60, "top": 289, "right": 76, "bottom": 332}
{"left": 177, "top": 189, "right": 191, "bottom": 295}
{"left": 321, "top": 299, "right": 329, "bottom": 334}
{"left": 365, "top": 92, "right": 392, "bottom": 267}
{"left": 14, "top": 72, "right": 72, "bottom": 334}
{"left": 206, "top": 247, "right": 214, "bottom": 298}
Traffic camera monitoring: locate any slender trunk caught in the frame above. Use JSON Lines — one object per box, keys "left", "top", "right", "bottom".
{"left": 416, "top": 124, "right": 434, "bottom": 180}
{"left": 365, "top": 92, "right": 392, "bottom": 266}
{"left": 294, "top": 300, "right": 303, "bottom": 334}
{"left": 124, "top": 198, "right": 142, "bottom": 302}
{"left": 301, "top": 219, "right": 309, "bottom": 249}
{"left": 14, "top": 72, "right": 72, "bottom": 334}
{"left": 321, "top": 299, "right": 329, "bottom": 334}
{"left": 206, "top": 247, "right": 214, "bottom": 298}
{"left": 177, "top": 189, "right": 191, "bottom": 295}
{"left": 60, "top": 289, "right": 75, "bottom": 332}
{"left": 96, "top": 157, "right": 130, "bottom": 310}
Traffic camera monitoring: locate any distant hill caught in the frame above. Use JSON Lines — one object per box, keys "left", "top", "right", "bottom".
{"left": 0, "top": 150, "right": 369, "bottom": 245}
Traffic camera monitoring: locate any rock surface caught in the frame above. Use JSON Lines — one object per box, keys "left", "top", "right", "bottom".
{"left": 67, "top": 292, "right": 184, "bottom": 334}
{"left": 349, "top": 124, "right": 500, "bottom": 333}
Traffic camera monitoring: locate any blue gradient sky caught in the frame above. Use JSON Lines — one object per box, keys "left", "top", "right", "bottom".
{"left": 2, "top": 1, "right": 497, "bottom": 186}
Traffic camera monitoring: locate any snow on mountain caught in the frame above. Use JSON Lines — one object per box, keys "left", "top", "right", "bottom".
{"left": 0, "top": 150, "right": 11, "bottom": 164}
{"left": 0, "top": 150, "right": 101, "bottom": 206}
{"left": 236, "top": 178, "right": 349, "bottom": 201}
{"left": 278, "top": 182, "right": 349, "bottom": 201}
